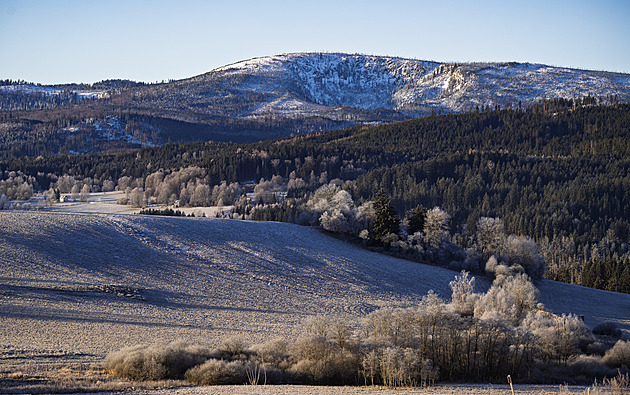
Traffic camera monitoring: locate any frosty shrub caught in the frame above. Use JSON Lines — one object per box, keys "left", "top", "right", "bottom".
{"left": 449, "top": 271, "right": 477, "bottom": 316}
{"left": 598, "top": 371, "right": 630, "bottom": 394}
{"left": 128, "top": 187, "right": 147, "bottom": 208}
{"left": 475, "top": 274, "right": 539, "bottom": 324}
{"left": 290, "top": 335, "right": 334, "bottom": 362}
{"left": 104, "top": 342, "right": 213, "bottom": 380}
{"left": 249, "top": 339, "right": 290, "bottom": 368}
{"left": 0, "top": 193, "right": 10, "bottom": 210}
{"left": 218, "top": 337, "right": 249, "bottom": 359}
{"left": 320, "top": 209, "right": 349, "bottom": 233}
{"left": 603, "top": 340, "right": 630, "bottom": 368}
{"left": 185, "top": 359, "right": 248, "bottom": 385}
{"left": 505, "top": 235, "right": 546, "bottom": 280}
{"left": 523, "top": 312, "right": 594, "bottom": 362}
{"left": 289, "top": 334, "right": 358, "bottom": 384}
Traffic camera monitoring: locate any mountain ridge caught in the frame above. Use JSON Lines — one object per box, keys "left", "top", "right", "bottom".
{"left": 1, "top": 52, "right": 629, "bottom": 156}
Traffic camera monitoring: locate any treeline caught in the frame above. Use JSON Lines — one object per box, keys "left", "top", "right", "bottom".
{"left": 138, "top": 208, "right": 193, "bottom": 217}
{"left": 0, "top": 88, "right": 85, "bottom": 111}
{"left": 104, "top": 272, "right": 630, "bottom": 386}
{"left": 2, "top": 100, "right": 629, "bottom": 293}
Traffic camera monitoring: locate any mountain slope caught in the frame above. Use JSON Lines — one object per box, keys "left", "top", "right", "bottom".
{"left": 140, "top": 53, "right": 630, "bottom": 120}
{"left": 2, "top": 53, "right": 629, "bottom": 156}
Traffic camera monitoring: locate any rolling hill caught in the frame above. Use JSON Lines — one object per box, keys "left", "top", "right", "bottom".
{"left": 1, "top": 210, "right": 628, "bottom": 362}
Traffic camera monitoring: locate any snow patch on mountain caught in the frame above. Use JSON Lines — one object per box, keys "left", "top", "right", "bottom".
{"left": 206, "top": 53, "right": 630, "bottom": 116}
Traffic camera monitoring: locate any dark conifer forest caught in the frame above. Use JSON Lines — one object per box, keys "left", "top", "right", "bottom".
{"left": 2, "top": 99, "right": 629, "bottom": 293}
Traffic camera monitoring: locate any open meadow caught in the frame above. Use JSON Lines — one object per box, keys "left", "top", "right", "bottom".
{"left": 1, "top": 205, "right": 629, "bottom": 393}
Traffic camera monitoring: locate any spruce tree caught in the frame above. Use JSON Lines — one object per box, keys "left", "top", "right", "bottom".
{"left": 406, "top": 204, "right": 426, "bottom": 235}
{"left": 372, "top": 189, "right": 399, "bottom": 242}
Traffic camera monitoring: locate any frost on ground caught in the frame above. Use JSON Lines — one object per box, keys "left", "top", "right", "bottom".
{"left": 1, "top": 210, "right": 629, "bottom": 392}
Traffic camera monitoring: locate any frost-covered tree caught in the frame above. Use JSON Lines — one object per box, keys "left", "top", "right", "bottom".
{"left": 211, "top": 181, "right": 242, "bottom": 206}
{"left": 476, "top": 217, "right": 505, "bottom": 260}
{"left": 505, "top": 235, "right": 546, "bottom": 280}
{"left": 117, "top": 176, "right": 134, "bottom": 191}
{"left": 55, "top": 175, "right": 76, "bottom": 193}
{"left": 353, "top": 201, "right": 375, "bottom": 236}
{"left": 45, "top": 188, "right": 59, "bottom": 206}
{"left": 102, "top": 180, "right": 115, "bottom": 192}
{"left": 423, "top": 207, "right": 450, "bottom": 249}
{"left": 0, "top": 193, "right": 10, "bottom": 210}
{"left": 190, "top": 183, "right": 211, "bottom": 206}
{"left": 254, "top": 176, "right": 284, "bottom": 204}
{"left": 449, "top": 271, "right": 477, "bottom": 316}
{"left": 307, "top": 184, "right": 368, "bottom": 235}
{"left": 128, "top": 187, "right": 147, "bottom": 208}
{"left": 144, "top": 171, "right": 164, "bottom": 196}
{"left": 475, "top": 273, "right": 539, "bottom": 325}
{"left": 80, "top": 184, "right": 90, "bottom": 202}
{"left": 70, "top": 183, "right": 81, "bottom": 201}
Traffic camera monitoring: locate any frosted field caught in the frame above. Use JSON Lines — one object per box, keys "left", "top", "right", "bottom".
{"left": 1, "top": 209, "right": 629, "bottom": 392}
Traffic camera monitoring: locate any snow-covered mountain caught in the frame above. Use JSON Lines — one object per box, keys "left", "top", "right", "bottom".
{"left": 3, "top": 53, "right": 630, "bottom": 154}
{"left": 186, "top": 52, "right": 630, "bottom": 119}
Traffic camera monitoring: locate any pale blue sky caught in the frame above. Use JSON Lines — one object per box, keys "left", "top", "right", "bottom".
{"left": 1, "top": 0, "right": 629, "bottom": 84}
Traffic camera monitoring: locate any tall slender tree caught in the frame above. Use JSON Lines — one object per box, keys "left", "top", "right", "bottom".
{"left": 372, "top": 189, "right": 399, "bottom": 242}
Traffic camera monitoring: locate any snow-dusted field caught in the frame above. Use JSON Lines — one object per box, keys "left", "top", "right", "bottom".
{"left": 1, "top": 209, "right": 628, "bottom": 392}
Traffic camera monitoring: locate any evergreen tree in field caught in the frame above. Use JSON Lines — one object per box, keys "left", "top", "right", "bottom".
{"left": 372, "top": 189, "right": 399, "bottom": 242}
{"left": 406, "top": 204, "right": 426, "bottom": 235}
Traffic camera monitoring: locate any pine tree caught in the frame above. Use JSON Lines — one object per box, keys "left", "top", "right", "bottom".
{"left": 372, "top": 189, "right": 399, "bottom": 242}
{"left": 406, "top": 204, "right": 426, "bottom": 235}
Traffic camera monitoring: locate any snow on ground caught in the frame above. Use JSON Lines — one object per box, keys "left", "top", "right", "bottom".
{"left": 0, "top": 84, "right": 107, "bottom": 99}
{"left": 1, "top": 208, "right": 628, "bottom": 392}
{"left": 0, "top": 211, "right": 465, "bottom": 357}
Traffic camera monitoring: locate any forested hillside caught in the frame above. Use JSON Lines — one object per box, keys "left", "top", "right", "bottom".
{"left": 2, "top": 53, "right": 629, "bottom": 158}
{"left": 2, "top": 100, "right": 629, "bottom": 292}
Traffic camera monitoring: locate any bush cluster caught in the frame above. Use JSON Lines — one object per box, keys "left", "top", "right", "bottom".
{"left": 105, "top": 273, "right": 628, "bottom": 387}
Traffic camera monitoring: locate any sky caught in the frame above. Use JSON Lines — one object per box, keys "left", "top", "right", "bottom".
{"left": 1, "top": 0, "right": 629, "bottom": 85}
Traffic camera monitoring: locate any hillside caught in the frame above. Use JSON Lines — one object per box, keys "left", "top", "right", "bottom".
{"left": 2, "top": 53, "right": 629, "bottom": 156}
{"left": 1, "top": 211, "right": 628, "bottom": 359}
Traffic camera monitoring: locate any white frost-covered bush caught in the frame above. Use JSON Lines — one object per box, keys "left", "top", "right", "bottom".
{"left": 320, "top": 209, "right": 349, "bottom": 233}
{"left": 0, "top": 193, "right": 10, "bottom": 210}
{"left": 505, "top": 234, "right": 546, "bottom": 279}
{"left": 603, "top": 340, "right": 630, "bottom": 368}
{"left": 104, "top": 341, "right": 214, "bottom": 380}
{"left": 474, "top": 273, "right": 539, "bottom": 324}
{"left": 449, "top": 271, "right": 478, "bottom": 316}
{"left": 185, "top": 359, "right": 248, "bottom": 385}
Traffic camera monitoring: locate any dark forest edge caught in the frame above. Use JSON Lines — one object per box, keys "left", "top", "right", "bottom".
{"left": 1, "top": 98, "right": 629, "bottom": 294}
